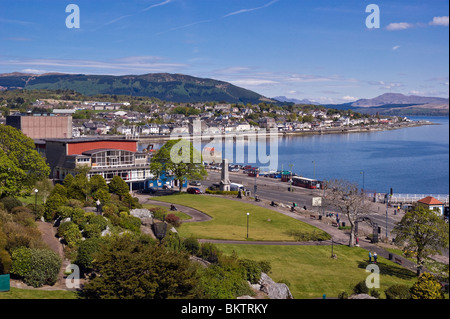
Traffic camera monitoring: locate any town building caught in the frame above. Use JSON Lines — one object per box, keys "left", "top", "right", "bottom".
{"left": 6, "top": 113, "right": 72, "bottom": 139}
{"left": 41, "top": 138, "right": 153, "bottom": 188}
{"left": 417, "top": 196, "right": 445, "bottom": 216}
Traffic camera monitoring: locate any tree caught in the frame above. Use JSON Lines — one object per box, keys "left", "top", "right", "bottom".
{"left": 82, "top": 235, "right": 198, "bottom": 299}
{"left": 150, "top": 139, "right": 207, "bottom": 192}
{"left": 0, "top": 126, "right": 50, "bottom": 198}
{"left": 108, "top": 176, "right": 129, "bottom": 200}
{"left": 410, "top": 272, "right": 445, "bottom": 299}
{"left": 324, "top": 179, "right": 372, "bottom": 247}
{"left": 392, "top": 206, "right": 449, "bottom": 276}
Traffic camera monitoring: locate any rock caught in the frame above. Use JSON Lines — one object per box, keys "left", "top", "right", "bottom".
{"left": 237, "top": 295, "right": 255, "bottom": 299}
{"left": 130, "top": 208, "right": 152, "bottom": 219}
{"left": 349, "top": 294, "right": 377, "bottom": 299}
{"left": 258, "top": 273, "right": 293, "bottom": 299}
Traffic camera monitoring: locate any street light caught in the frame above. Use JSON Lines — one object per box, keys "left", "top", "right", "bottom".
{"left": 360, "top": 171, "right": 365, "bottom": 195}
{"left": 246, "top": 212, "right": 250, "bottom": 239}
{"left": 312, "top": 161, "right": 316, "bottom": 180}
{"left": 34, "top": 189, "right": 38, "bottom": 217}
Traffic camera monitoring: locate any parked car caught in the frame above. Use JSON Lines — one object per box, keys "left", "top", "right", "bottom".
{"left": 187, "top": 187, "right": 202, "bottom": 194}
{"left": 140, "top": 187, "right": 156, "bottom": 194}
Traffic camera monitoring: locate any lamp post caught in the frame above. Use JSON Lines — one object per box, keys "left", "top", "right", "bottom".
{"left": 312, "top": 161, "right": 316, "bottom": 179}
{"left": 289, "top": 164, "right": 294, "bottom": 192}
{"left": 360, "top": 171, "right": 365, "bottom": 194}
{"left": 34, "top": 189, "right": 38, "bottom": 216}
{"left": 246, "top": 212, "right": 250, "bottom": 239}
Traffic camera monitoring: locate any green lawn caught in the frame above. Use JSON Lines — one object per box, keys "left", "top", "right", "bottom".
{"left": 217, "top": 244, "right": 418, "bottom": 299}
{"left": 0, "top": 288, "right": 79, "bottom": 299}
{"left": 151, "top": 194, "right": 329, "bottom": 242}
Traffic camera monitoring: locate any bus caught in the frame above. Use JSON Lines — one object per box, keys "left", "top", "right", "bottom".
{"left": 292, "top": 177, "right": 320, "bottom": 189}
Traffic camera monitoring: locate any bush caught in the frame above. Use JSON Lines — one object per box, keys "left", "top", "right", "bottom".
{"left": 75, "top": 238, "right": 102, "bottom": 273}
{"left": 57, "top": 221, "right": 82, "bottom": 247}
{"left": 199, "top": 242, "right": 221, "bottom": 264}
{"left": 385, "top": 284, "right": 411, "bottom": 299}
{"left": 150, "top": 207, "right": 168, "bottom": 221}
{"left": 1, "top": 197, "right": 22, "bottom": 213}
{"left": 88, "top": 215, "right": 108, "bottom": 231}
{"left": 44, "top": 193, "right": 67, "bottom": 221}
{"left": 165, "top": 214, "right": 181, "bottom": 228}
{"left": 353, "top": 280, "right": 369, "bottom": 295}
{"left": 11, "top": 247, "right": 61, "bottom": 288}
{"left": 83, "top": 223, "right": 102, "bottom": 239}
{"left": 410, "top": 272, "right": 445, "bottom": 299}
{"left": 239, "top": 259, "right": 262, "bottom": 284}
{"left": 338, "top": 291, "right": 349, "bottom": 299}
{"left": 183, "top": 237, "right": 200, "bottom": 255}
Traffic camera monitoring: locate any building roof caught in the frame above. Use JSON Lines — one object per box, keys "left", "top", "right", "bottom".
{"left": 418, "top": 196, "right": 444, "bottom": 205}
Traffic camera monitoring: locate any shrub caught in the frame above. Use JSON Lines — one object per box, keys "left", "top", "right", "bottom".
{"left": 0, "top": 248, "right": 11, "bottom": 274}
{"left": 11, "top": 247, "right": 61, "bottom": 288}
{"left": 410, "top": 272, "right": 445, "bottom": 299}
{"left": 239, "top": 259, "right": 262, "bottom": 284}
{"left": 83, "top": 223, "right": 102, "bottom": 239}
{"left": 385, "top": 284, "right": 411, "bottom": 299}
{"left": 88, "top": 215, "right": 108, "bottom": 231}
{"left": 258, "top": 260, "right": 272, "bottom": 274}
{"left": 1, "top": 197, "right": 22, "bottom": 213}
{"left": 10, "top": 247, "right": 32, "bottom": 278}
{"left": 150, "top": 207, "right": 168, "bottom": 221}
{"left": 165, "top": 214, "right": 181, "bottom": 228}
{"left": 353, "top": 280, "right": 369, "bottom": 295}
{"left": 338, "top": 291, "right": 349, "bottom": 299}
{"left": 183, "top": 237, "right": 200, "bottom": 256}
{"left": 199, "top": 242, "right": 221, "bottom": 264}
{"left": 44, "top": 193, "right": 67, "bottom": 221}
{"left": 75, "top": 237, "right": 102, "bottom": 273}
{"left": 57, "top": 221, "right": 82, "bottom": 248}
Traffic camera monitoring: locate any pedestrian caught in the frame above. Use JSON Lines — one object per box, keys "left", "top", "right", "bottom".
{"left": 373, "top": 252, "right": 378, "bottom": 264}
{"left": 96, "top": 199, "right": 101, "bottom": 213}
{"left": 369, "top": 252, "right": 372, "bottom": 263}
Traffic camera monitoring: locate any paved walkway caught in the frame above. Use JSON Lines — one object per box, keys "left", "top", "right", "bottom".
{"left": 142, "top": 193, "right": 447, "bottom": 274}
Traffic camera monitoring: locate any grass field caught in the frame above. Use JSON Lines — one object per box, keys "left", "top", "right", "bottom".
{"left": 151, "top": 194, "right": 329, "bottom": 242}
{"left": 217, "top": 244, "right": 418, "bottom": 299}
{"left": 0, "top": 288, "right": 79, "bottom": 299}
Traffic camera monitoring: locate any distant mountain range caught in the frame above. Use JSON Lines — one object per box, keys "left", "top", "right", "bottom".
{"left": 325, "top": 93, "right": 449, "bottom": 116}
{"left": 272, "top": 96, "right": 321, "bottom": 105}
{"left": 0, "top": 72, "right": 275, "bottom": 104}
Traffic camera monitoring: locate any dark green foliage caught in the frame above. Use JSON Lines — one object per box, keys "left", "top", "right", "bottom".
{"left": 108, "top": 176, "right": 129, "bottom": 200}
{"left": 239, "top": 259, "right": 263, "bottom": 284}
{"left": 44, "top": 193, "right": 67, "bottom": 221}
{"left": 57, "top": 221, "right": 82, "bottom": 247}
{"left": 1, "top": 197, "right": 22, "bottom": 213}
{"left": 0, "top": 73, "right": 268, "bottom": 104}
{"left": 75, "top": 237, "right": 102, "bottom": 273}
{"left": 183, "top": 237, "right": 200, "bottom": 256}
{"left": 198, "top": 242, "right": 221, "bottom": 264}
{"left": 385, "top": 284, "right": 411, "bottom": 299}
{"left": 10, "top": 247, "right": 61, "bottom": 288}
{"left": 82, "top": 235, "right": 198, "bottom": 299}
{"left": 353, "top": 280, "right": 369, "bottom": 295}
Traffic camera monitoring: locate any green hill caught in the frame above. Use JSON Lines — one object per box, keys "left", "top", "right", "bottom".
{"left": 0, "top": 72, "right": 274, "bottom": 104}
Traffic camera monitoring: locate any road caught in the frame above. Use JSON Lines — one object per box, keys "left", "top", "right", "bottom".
{"left": 202, "top": 169, "right": 404, "bottom": 239}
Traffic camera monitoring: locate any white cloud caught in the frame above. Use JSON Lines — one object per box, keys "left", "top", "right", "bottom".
{"left": 1, "top": 57, "right": 188, "bottom": 74}
{"left": 224, "top": 0, "right": 280, "bottom": 18}
{"left": 230, "top": 79, "right": 278, "bottom": 86}
{"left": 392, "top": 45, "right": 401, "bottom": 51}
{"left": 386, "top": 22, "right": 414, "bottom": 31}
{"left": 429, "top": 16, "right": 449, "bottom": 26}
{"left": 342, "top": 96, "right": 358, "bottom": 101}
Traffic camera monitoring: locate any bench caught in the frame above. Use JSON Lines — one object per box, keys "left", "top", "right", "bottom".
{"left": 331, "top": 221, "right": 339, "bottom": 227}
{"left": 310, "top": 214, "right": 317, "bottom": 220}
{"left": 394, "top": 257, "right": 403, "bottom": 265}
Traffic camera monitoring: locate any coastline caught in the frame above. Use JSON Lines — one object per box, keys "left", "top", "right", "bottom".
{"left": 136, "top": 120, "right": 435, "bottom": 143}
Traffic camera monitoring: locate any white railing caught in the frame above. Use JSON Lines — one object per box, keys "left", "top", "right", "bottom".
{"left": 390, "top": 194, "right": 449, "bottom": 205}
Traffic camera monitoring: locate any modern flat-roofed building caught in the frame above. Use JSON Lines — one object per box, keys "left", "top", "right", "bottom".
{"left": 6, "top": 113, "right": 72, "bottom": 139}
{"left": 43, "top": 138, "right": 152, "bottom": 185}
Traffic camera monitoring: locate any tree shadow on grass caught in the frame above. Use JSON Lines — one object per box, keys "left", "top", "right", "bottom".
{"left": 357, "top": 261, "right": 416, "bottom": 280}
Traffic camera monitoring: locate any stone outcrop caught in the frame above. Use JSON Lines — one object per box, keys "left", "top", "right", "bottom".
{"left": 257, "top": 273, "right": 293, "bottom": 299}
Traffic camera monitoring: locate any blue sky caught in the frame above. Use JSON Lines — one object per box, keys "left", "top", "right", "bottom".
{"left": 0, "top": 0, "right": 448, "bottom": 103}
